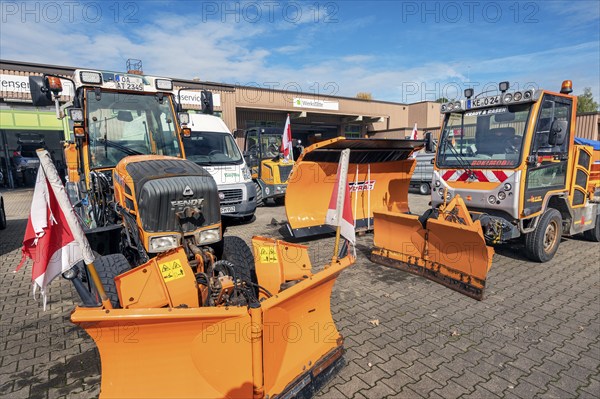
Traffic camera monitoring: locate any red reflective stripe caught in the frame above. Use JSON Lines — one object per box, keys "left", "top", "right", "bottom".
{"left": 442, "top": 170, "right": 455, "bottom": 180}
{"left": 493, "top": 170, "right": 508, "bottom": 182}
{"left": 457, "top": 172, "right": 470, "bottom": 181}
{"left": 473, "top": 170, "right": 488, "bottom": 182}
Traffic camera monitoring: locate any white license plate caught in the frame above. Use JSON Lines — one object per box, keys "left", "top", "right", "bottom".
{"left": 220, "top": 206, "right": 236, "bottom": 214}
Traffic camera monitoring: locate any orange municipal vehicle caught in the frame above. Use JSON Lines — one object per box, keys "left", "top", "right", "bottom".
{"left": 372, "top": 80, "right": 600, "bottom": 299}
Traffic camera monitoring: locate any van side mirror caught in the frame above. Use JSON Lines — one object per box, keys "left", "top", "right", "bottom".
{"left": 29, "top": 76, "right": 54, "bottom": 106}
{"left": 424, "top": 132, "right": 435, "bottom": 153}
{"left": 548, "top": 120, "right": 568, "bottom": 146}
{"left": 201, "top": 91, "right": 213, "bottom": 115}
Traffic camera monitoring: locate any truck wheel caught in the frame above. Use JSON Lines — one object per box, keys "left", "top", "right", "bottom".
{"left": 419, "top": 182, "right": 431, "bottom": 195}
{"left": 524, "top": 208, "right": 562, "bottom": 262}
{"left": 583, "top": 213, "right": 600, "bottom": 242}
{"left": 254, "top": 181, "right": 264, "bottom": 206}
{"left": 220, "top": 236, "right": 258, "bottom": 288}
{"left": 0, "top": 199, "right": 6, "bottom": 230}
{"left": 92, "top": 254, "right": 131, "bottom": 308}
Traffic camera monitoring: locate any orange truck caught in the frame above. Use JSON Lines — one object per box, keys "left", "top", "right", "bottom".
{"left": 372, "top": 80, "right": 600, "bottom": 299}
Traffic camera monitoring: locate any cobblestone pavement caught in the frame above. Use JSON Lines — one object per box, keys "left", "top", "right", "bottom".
{"left": 1, "top": 188, "right": 599, "bottom": 399}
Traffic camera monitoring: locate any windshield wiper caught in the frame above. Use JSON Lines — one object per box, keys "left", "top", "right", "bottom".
{"left": 444, "top": 138, "right": 473, "bottom": 177}
{"left": 97, "top": 138, "right": 144, "bottom": 156}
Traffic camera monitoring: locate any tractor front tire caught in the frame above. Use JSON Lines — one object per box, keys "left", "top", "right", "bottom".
{"left": 583, "top": 213, "right": 600, "bottom": 242}
{"left": 525, "top": 208, "right": 563, "bottom": 263}
{"left": 254, "top": 181, "right": 264, "bottom": 207}
{"left": 93, "top": 253, "right": 131, "bottom": 308}
{"left": 221, "top": 236, "right": 257, "bottom": 287}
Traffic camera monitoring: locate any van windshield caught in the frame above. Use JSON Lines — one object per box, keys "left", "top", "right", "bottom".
{"left": 183, "top": 132, "right": 243, "bottom": 165}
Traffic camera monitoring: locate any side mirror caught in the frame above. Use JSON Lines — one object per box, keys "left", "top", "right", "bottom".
{"left": 548, "top": 120, "right": 568, "bottom": 146}
{"left": 201, "top": 90, "right": 214, "bottom": 115}
{"left": 424, "top": 132, "right": 435, "bottom": 153}
{"left": 29, "top": 76, "right": 54, "bottom": 106}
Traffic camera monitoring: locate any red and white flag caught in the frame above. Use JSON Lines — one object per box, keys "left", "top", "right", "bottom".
{"left": 325, "top": 149, "right": 355, "bottom": 245}
{"left": 281, "top": 113, "right": 293, "bottom": 161}
{"left": 17, "top": 151, "right": 95, "bottom": 309}
{"left": 411, "top": 122, "right": 418, "bottom": 140}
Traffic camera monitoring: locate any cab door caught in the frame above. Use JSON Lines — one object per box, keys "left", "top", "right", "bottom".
{"left": 523, "top": 95, "right": 572, "bottom": 216}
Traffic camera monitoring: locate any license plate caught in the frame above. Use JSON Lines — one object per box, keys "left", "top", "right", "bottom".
{"left": 469, "top": 95, "right": 501, "bottom": 108}
{"left": 220, "top": 206, "right": 236, "bottom": 214}
{"left": 115, "top": 74, "right": 143, "bottom": 91}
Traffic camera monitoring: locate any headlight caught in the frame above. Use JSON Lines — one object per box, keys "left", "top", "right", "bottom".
{"left": 155, "top": 79, "right": 173, "bottom": 91}
{"left": 149, "top": 235, "right": 179, "bottom": 252}
{"left": 199, "top": 228, "right": 220, "bottom": 244}
{"left": 79, "top": 71, "right": 102, "bottom": 84}
{"left": 435, "top": 180, "right": 441, "bottom": 187}
{"left": 68, "top": 108, "right": 84, "bottom": 122}
{"left": 498, "top": 191, "right": 506, "bottom": 200}
{"left": 513, "top": 91, "right": 523, "bottom": 101}
{"left": 242, "top": 165, "right": 252, "bottom": 181}
{"left": 488, "top": 195, "right": 497, "bottom": 204}
{"left": 445, "top": 191, "right": 453, "bottom": 201}
{"left": 438, "top": 188, "right": 445, "bottom": 196}
{"left": 503, "top": 93, "right": 513, "bottom": 103}
{"left": 504, "top": 183, "right": 512, "bottom": 191}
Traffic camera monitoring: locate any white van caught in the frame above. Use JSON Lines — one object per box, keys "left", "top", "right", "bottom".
{"left": 182, "top": 114, "right": 256, "bottom": 221}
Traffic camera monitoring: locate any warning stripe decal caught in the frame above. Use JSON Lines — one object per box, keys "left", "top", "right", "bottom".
{"left": 441, "top": 169, "right": 514, "bottom": 183}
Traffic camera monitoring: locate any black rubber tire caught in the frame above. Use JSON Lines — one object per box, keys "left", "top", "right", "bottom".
{"left": 254, "top": 181, "right": 264, "bottom": 206}
{"left": 524, "top": 208, "right": 563, "bottom": 262}
{"left": 274, "top": 197, "right": 285, "bottom": 206}
{"left": 419, "top": 182, "right": 431, "bottom": 195}
{"left": 583, "top": 213, "right": 600, "bottom": 242}
{"left": 220, "top": 236, "right": 257, "bottom": 287}
{"left": 0, "top": 200, "right": 6, "bottom": 230}
{"left": 92, "top": 253, "right": 131, "bottom": 308}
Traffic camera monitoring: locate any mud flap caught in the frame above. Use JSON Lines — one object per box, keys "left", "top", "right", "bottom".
{"left": 371, "top": 196, "right": 494, "bottom": 300}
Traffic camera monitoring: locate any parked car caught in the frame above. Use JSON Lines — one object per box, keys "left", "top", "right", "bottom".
{"left": 12, "top": 133, "right": 45, "bottom": 186}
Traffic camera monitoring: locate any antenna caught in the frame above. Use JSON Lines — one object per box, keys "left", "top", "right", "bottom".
{"left": 126, "top": 59, "right": 143, "bottom": 75}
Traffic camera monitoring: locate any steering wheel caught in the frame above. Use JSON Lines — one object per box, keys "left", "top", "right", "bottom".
{"left": 208, "top": 150, "right": 220, "bottom": 156}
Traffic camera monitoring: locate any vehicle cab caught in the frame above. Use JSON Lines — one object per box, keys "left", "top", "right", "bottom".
{"left": 182, "top": 114, "right": 256, "bottom": 220}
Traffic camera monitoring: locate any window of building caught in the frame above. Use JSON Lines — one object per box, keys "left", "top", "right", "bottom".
{"left": 344, "top": 124, "right": 361, "bottom": 138}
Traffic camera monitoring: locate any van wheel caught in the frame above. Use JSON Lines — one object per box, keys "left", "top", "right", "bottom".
{"left": 254, "top": 181, "right": 263, "bottom": 206}
{"left": 583, "top": 213, "right": 600, "bottom": 242}
{"left": 524, "top": 208, "right": 562, "bottom": 262}
{"left": 419, "top": 182, "right": 431, "bottom": 195}
{"left": 92, "top": 254, "right": 131, "bottom": 308}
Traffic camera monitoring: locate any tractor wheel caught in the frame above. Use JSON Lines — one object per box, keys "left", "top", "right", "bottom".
{"left": 92, "top": 254, "right": 131, "bottom": 308}
{"left": 254, "top": 181, "right": 264, "bottom": 207}
{"left": 524, "top": 208, "right": 562, "bottom": 262}
{"left": 220, "top": 236, "right": 257, "bottom": 288}
{"left": 583, "top": 213, "right": 600, "bottom": 242}
{"left": 0, "top": 199, "right": 6, "bottom": 230}
{"left": 419, "top": 182, "right": 431, "bottom": 195}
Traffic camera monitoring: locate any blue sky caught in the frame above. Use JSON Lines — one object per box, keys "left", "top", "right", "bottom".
{"left": 1, "top": 1, "right": 598, "bottom": 103}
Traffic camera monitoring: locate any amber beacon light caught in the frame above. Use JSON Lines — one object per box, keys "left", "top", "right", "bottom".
{"left": 560, "top": 80, "right": 573, "bottom": 94}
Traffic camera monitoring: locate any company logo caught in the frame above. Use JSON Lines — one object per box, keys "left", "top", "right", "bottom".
{"left": 350, "top": 180, "right": 376, "bottom": 192}
{"left": 183, "top": 185, "right": 194, "bottom": 196}
{"left": 171, "top": 198, "right": 204, "bottom": 208}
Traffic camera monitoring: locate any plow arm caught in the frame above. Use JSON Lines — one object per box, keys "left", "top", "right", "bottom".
{"left": 286, "top": 137, "right": 425, "bottom": 238}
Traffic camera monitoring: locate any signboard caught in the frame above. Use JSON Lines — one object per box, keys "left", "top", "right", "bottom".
{"left": 293, "top": 97, "right": 339, "bottom": 111}
{"left": 179, "top": 90, "right": 221, "bottom": 107}
{"left": 0, "top": 74, "right": 75, "bottom": 97}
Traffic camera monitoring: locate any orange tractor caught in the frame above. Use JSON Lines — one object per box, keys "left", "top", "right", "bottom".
{"left": 29, "top": 70, "right": 355, "bottom": 398}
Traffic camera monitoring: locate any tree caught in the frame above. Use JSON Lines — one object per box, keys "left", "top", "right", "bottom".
{"left": 356, "top": 92, "right": 372, "bottom": 100}
{"left": 577, "top": 87, "right": 599, "bottom": 113}
{"left": 435, "top": 97, "right": 449, "bottom": 103}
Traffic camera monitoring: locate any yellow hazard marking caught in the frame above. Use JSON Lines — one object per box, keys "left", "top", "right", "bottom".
{"left": 259, "top": 246, "right": 278, "bottom": 263}
{"left": 159, "top": 260, "right": 185, "bottom": 282}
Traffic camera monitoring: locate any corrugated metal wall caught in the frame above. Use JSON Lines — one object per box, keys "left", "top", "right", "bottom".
{"left": 575, "top": 113, "right": 599, "bottom": 140}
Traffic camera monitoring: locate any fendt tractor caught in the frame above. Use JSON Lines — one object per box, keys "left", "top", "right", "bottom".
{"left": 244, "top": 127, "right": 295, "bottom": 205}
{"left": 29, "top": 71, "right": 354, "bottom": 398}
{"left": 372, "top": 80, "right": 600, "bottom": 300}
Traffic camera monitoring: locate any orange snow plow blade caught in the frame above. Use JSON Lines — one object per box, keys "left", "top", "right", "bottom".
{"left": 372, "top": 195, "right": 494, "bottom": 300}
{"left": 71, "top": 239, "right": 354, "bottom": 399}
{"left": 285, "top": 137, "right": 425, "bottom": 238}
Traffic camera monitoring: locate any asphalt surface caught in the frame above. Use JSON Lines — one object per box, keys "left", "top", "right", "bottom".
{"left": 0, "top": 188, "right": 599, "bottom": 398}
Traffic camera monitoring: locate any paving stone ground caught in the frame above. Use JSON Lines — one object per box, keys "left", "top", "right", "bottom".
{"left": 0, "top": 188, "right": 599, "bottom": 399}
